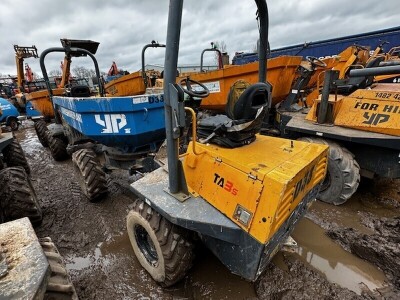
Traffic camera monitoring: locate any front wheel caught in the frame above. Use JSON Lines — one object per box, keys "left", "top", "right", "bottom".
{"left": 298, "top": 137, "right": 360, "bottom": 205}
{"left": 71, "top": 149, "right": 107, "bottom": 202}
{"left": 127, "top": 200, "right": 194, "bottom": 287}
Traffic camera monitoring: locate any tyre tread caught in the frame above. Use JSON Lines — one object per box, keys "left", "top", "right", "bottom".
{"left": 3, "top": 138, "right": 31, "bottom": 174}
{"left": 47, "top": 131, "right": 69, "bottom": 161}
{"left": 298, "top": 137, "right": 360, "bottom": 205}
{"left": 0, "top": 167, "right": 42, "bottom": 225}
{"left": 72, "top": 149, "right": 107, "bottom": 202}
{"left": 131, "top": 199, "right": 194, "bottom": 287}
{"left": 34, "top": 120, "right": 49, "bottom": 147}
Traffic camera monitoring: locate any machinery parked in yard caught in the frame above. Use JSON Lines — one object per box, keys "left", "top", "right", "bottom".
{"left": 104, "top": 41, "right": 166, "bottom": 96}
{"left": 40, "top": 42, "right": 166, "bottom": 202}
{"left": 182, "top": 37, "right": 399, "bottom": 206}
{"left": 0, "top": 97, "right": 22, "bottom": 131}
{"left": 126, "top": 0, "right": 329, "bottom": 287}
{"left": 12, "top": 45, "right": 39, "bottom": 112}
{"left": 274, "top": 64, "right": 400, "bottom": 205}
{"left": 181, "top": 54, "right": 302, "bottom": 111}
{"left": 30, "top": 39, "right": 100, "bottom": 149}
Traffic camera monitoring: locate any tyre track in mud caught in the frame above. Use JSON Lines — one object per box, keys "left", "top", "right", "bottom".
{"left": 15, "top": 124, "right": 169, "bottom": 299}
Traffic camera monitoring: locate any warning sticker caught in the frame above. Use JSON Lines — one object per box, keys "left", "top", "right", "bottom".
{"left": 192, "top": 81, "right": 221, "bottom": 93}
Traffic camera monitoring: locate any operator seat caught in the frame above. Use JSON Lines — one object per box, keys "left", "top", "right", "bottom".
{"left": 68, "top": 85, "right": 91, "bottom": 97}
{"left": 197, "top": 82, "right": 271, "bottom": 148}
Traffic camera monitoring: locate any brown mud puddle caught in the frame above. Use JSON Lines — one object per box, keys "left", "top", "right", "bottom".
{"left": 291, "top": 218, "right": 386, "bottom": 294}
{"left": 65, "top": 232, "right": 257, "bottom": 299}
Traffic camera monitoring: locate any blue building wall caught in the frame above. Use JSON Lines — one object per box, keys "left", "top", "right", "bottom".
{"left": 232, "top": 26, "right": 400, "bottom": 65}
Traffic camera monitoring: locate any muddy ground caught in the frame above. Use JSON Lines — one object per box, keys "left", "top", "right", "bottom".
{"left": 14, "top": 122, "right": 400, "bottom": 299}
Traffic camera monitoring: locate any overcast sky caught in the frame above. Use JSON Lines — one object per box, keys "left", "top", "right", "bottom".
{"left": 0, "top": 0, "right": 398, "bottom": 77}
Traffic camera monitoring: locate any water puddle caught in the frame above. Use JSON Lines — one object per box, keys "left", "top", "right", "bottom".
{"left": 290, "top": 218, "right": 387, "bottom": 295}
{"left": 65, "top": 217, "right": 388, "bottom": 297}
{"left": 172, "top": 248, "right": 257, "bottom": 299}
{"left": 18, "top": 126, "right": 43, "bottom": 154}
{"left": 66, "top": 232, "right": 130, "bottom": 271}
{"left": 15, "top": 123, "right": 51, "bottom": 159}
{"left": 66, "top": 232, "right": 257, "bottom": 299}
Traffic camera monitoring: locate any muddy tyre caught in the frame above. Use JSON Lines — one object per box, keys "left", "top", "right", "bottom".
{"left": 7, "top": 117, "right": 19, "bottom": 131}
{"left": 127, "top": 200, "right": 194, "bottom": 287}
{"left": 47, "top": 131, "right": 69, "bottom": 161}
{"left": 3, "top": 137, "right": 31, "bottom": 175}
{"left": 34, "top": 120, "right": 49, "bottom": 147}
{"left": 40, "top": 237, "right": 78, "bottom": 300}
{"left": 71, "top": 149, "right": 107, "bottom": 202}
{"left": 298, "top": 137, "right": 360, "bottom": 205}
{"left": 0, "top": 167, "right": 42, "bottom": 226}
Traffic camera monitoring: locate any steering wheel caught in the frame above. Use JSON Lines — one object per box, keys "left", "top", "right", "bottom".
{"left": 179, "top": 77, "right": 210, "bottom": 98}
{"left": 306, "top": 56, "right": 327, "bottom": 68}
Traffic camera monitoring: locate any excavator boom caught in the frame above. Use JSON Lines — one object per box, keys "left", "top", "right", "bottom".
{"left": 14, "top": 45, "right": 39, "bottom": 91}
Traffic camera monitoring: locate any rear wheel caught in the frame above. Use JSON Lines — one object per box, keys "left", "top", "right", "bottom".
{"left": 71, "top": 149, "right": 107, "bottom": 202}
{"left": 47, "top": 131, "right": 69, "bottom": 161}
{"left": 0, "top": 167, "right": 42, "bottom": 226}
{"left": 34, "top": 120, "right": 49, "bottom": 147}
{"left": 127, "top": 200, "right": 194, "bottom": 287}
{"left": 298, "top": 137, "right": 360, "bottom": 205}
{"left": 3, "top": 137, "right": 30, "bottom": 175}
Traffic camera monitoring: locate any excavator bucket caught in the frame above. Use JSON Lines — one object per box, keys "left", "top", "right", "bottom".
{"left": 60, "top": 38, "right": 100, "bottom": 55}
{"left": 13, "top": 45, "right": 38, "bottom": 59}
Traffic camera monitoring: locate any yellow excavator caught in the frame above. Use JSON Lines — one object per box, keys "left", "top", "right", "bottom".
{"left": 12, "top": 45, "right": 40, "bottom": 111}
{"left": 126, "top": 0, "right": 328, "bottom": 287}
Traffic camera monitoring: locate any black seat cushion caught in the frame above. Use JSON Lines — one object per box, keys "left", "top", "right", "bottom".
{"left": 69, "top": 85, "right": 91, "bottom": 97}
{"left": 197, "top": 82, "right": 271, "bottom": 148}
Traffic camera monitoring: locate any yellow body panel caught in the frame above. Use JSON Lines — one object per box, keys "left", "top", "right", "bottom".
{"left": 305, "top": 94, "right": 345, "bottom": 122}
{"left": 375, "top": 74, "right": 400, "bottom": 83}
{"left": 104, "top": 70, "right": 146, "bottom": 96}
{"left": 25, "top": 88, "right": 65, "bottom": 118}
{"left": 305, "top": 84, "right": 400, "bottom": 136}
{"left": 182, "top": 135, "right": 328, "bottom": 243}
{"left": 333, "top": 87, "right": 400, "bottom": 136}
{"left": 106, "top": 56, "right": 301, "bottom": 110}
{"left": 185, "top": 56, "right": 302, "bottom": 111}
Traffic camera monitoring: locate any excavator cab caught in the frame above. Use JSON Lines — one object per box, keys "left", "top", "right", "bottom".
{"left": 127, "top": 0, "right": 329, "bottom": 287}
